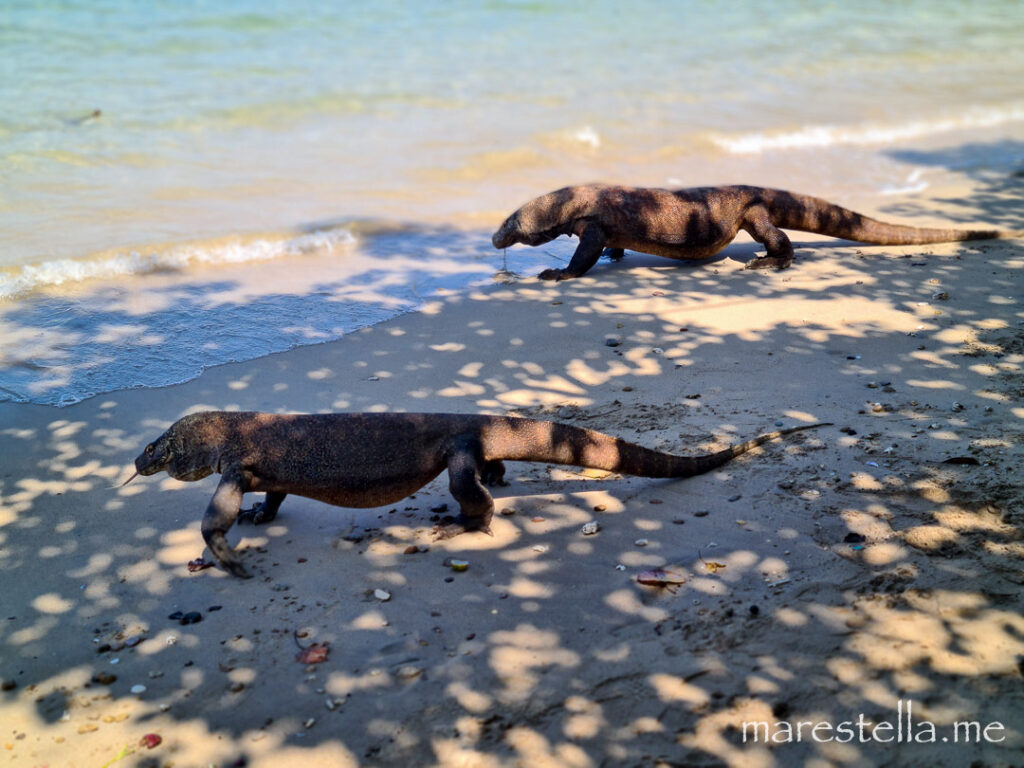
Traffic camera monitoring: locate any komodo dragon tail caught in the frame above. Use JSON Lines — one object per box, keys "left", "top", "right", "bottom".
{"left": 484, "top": 419, "right": 831, "bottom": 479}
{"left": 762, "top": 188, "right": 1024, "bottom": 245}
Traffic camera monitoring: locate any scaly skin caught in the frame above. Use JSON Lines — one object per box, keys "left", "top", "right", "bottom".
{"left": 131, "top": 411, "right": 830, "bottom": 577}
{"left": 491, "top": 184, "right": 1023, "bottom": 280}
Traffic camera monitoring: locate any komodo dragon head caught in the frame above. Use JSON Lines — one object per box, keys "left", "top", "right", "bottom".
{"left": 130, "top": 412, "right": 223, "bottom": 483}
{"left": 492, "top": 186, "right": 596, "bottom": 248}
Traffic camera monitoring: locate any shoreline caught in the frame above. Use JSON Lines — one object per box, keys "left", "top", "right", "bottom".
{"left": 1, "top": 196, "right": 1022, "bottom": 764}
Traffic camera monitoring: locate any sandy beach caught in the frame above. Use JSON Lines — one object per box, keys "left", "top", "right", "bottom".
{"left": 1, "top": 180, "right": 1022, "bottom": 767}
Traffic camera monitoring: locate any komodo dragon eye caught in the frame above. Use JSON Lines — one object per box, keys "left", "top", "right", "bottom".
{"left": 145, "top": 444, "right": 155, "bottom": 455}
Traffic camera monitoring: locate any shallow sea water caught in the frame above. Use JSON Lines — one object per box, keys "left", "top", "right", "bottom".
{"left": 2, "top": 0, "right": 1023, "bottom": 404}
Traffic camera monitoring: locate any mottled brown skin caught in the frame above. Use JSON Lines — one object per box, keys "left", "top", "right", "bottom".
{"left": 492, "top": 184, "right": 1023, "bottom": 280}
{"left": 132, "top": 411, "right": 829, "bottom": 578}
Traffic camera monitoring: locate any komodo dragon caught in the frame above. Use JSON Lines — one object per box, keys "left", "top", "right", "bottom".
{"left": 491, "top": 184, "right": 1022, "bottom": 280}
{"left": 129, "top": 411, "right": 829, "bottom": 577}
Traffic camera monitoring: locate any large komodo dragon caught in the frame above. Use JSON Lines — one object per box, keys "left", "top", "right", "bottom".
{"left": 491, "top": 184, "right": 1023, "bottom": 280}
{"left": 129, "top": 411, "right": 829, "bottom": 578}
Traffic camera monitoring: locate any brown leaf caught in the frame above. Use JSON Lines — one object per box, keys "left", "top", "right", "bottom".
{"left": 296, "top": 643, "right": 330, "bottom": 664}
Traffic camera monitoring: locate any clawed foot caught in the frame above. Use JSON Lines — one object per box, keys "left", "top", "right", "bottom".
{"left": 238, "top": 503, "right": 273, "bottom": 525}
{"left": 221, "top": 558, "right": 253, "bottom": 579}
{"left": 432, "top": 513, "right": 494, "bottom": 540}
{"left": 538, "top": 268, "right": 576, "bottom": 281}
{"left": 745, "top": 255, "right": 793, "bottom": 270}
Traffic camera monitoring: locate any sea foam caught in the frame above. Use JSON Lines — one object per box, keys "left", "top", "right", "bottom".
{"left": 711, "top": 104, "right": 1024, "bottom": 155}
{"left": 0, "top": 226, "right": 356, "bottom": 301}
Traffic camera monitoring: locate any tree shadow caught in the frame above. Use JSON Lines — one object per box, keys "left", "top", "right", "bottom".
{"left": 1, "top": 156, "right": 1023, "bottom": 766}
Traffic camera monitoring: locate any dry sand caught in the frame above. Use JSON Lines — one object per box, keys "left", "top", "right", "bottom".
{"left": 2, "top": 195, "right": 1023, "bottom": 767}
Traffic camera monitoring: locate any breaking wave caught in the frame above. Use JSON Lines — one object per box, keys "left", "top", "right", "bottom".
{"left": 711, "top": 104, "right": 1024, "bottom": 155}
{"left": 0, "top": 226, "right": 357, "bottom": 301}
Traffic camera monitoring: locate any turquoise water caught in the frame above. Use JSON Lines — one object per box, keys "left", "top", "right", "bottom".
{"left": 2, "top": 0, "right": 1023, "bottom": 404}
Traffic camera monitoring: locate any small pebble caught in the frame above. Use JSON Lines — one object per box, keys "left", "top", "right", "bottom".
{"left": 604, "top": 336, "right": 621, "bottom": 347}
{"left": 397, "top": 665, "right": 422, "bottom": 680}
{"left": 130, "top": 684, "right": 147, "bottom": 695}
{"left": 448, "top": 559, "right": 469, "bottom": 572}
{"left": 499, "top": 507, "right": 516, "bottom": 516}
{"left": 727, "top": 494, "right": 741, "bottom": 502}
{"left": 581, "top": 522, "right": 600, "bottom": 536}
{"left": 180, "top": 611, "right": 202, "bottom": 625}
{"left": 532, "top": 544, "right": 549, "bottom": 553}
{"left": 1, "top": 680, "right": 16, "bottom": 691}
{"left": 694, "top": 510, "right": 709, "bottom": 517}
{"left": 634, "top": 538, "right": 648, "bottom": 547}
{"left": 373, "top": 589, "right": 391, "bottom": 602}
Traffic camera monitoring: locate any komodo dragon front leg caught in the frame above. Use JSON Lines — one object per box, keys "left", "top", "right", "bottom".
{"left": 200, "top": 469, "right": 254, "bottom": 578}
{"left": 238, "top": 490, "right": 287, "bottom": 526}
{"left": 538, "top": 221, "right": 607, "bottom": 281}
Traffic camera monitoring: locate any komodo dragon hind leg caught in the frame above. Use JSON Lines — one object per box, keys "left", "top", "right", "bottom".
{"left": 433, "top": 437, "right": 496, "bottom": 539}
{"left": 741, "top": 205, "right": 795, "bottom": 270}
{"left": 201, "top": 470, "right": 253, "bottom": 578}
{"left": 238, "top": 490, "right": 287, "bottom": 525}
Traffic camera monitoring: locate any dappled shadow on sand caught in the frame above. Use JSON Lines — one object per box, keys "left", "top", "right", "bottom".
{"left": 1, "top": 168, "right": 1023, "bottom": 766}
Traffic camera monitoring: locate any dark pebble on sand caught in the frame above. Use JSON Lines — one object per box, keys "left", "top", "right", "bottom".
{"left": 168, "top": 611, "right": 184, "bottom": 621}
{"left": 727, "top": 494, "right": 742, "bottom": 502}
{"left": 843, "top": 533, "right": 867, "bottom": 544}
{"left": 1, "top": 680, "right": 16, "bottom": 691}
{"left": 91, "top": 672, "right": 117, "bottom": 685}
{"left": 840, "top": 427, "right": 857, "bottom": 435}
{"left": 430, "top": 503, "right": 448, "bottom": 513}
{"left": 749, "top": 605, "right": 760, "bottom": 617}
{"left": 208, "top": 605, "right": 223, "bottom": 612}
{"left": 444, "top": 577, "right": 454, "bottom": 583}
{"left": 694, "top": 510, "right": 709, "bottom": 517}
{"left": 180, "top": 612, "right": 202, "bottom": 625}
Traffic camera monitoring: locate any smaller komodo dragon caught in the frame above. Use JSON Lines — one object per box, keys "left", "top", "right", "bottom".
{"left": 491, "top": 184, "right": 1023, "bottom": 280}
{"left": 128, "top": 411, "right": 830, "bottom": 578}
